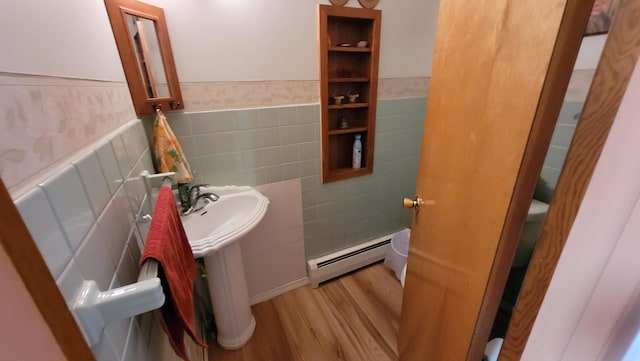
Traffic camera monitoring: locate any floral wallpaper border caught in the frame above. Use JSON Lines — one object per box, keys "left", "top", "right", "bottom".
{"left": 0, "top": 73, "right": 136, "bottom": 197}
{"left": 180, "top": 77, "right": 432, "bottom": 111}
{"left": 180, "top": 80, "right": 319, "bottom": 111}
{"left": 179, "top": 69, "right": 591, "bottom": 112}
{"left": 1, "top": 68, "right": 592, "bottom": 198}
{"left": 565, "top": 69, "right": 596, "bottom": 102}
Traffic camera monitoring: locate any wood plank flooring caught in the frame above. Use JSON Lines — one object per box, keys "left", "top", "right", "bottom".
{"left": 208, "top": 263, "right": 403, "bottom": 361}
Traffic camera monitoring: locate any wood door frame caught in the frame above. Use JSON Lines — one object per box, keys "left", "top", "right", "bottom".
{"left": 0, "top": 178, "right": 95, "bottom": 360}
{"left": 500, "top": 1, "right": 640, "bottom": 359}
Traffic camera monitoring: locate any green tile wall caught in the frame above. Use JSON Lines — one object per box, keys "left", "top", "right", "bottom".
{"left": 162, "top": 98, "right": 578, "bottom": 258}
{"left": 302, "top": 98, "right": 426, "bottom": 258}
{"left": 165, "top": 97, "right": 427, "bottom": 260}
{"left": 537, "top": 101, "right": 583, "bottom": 203}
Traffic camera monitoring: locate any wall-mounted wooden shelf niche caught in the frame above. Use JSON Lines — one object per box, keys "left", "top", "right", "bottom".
{"left": 318, "top": 5, "right": 381, "bottom": 183}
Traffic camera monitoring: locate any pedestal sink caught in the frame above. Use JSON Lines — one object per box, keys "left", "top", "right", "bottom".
{"left": 180, "top": 185, "right": 269, "bottom": 350}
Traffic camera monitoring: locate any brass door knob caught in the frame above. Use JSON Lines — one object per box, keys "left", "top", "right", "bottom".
{"left": 403, "top": 197, "right": 436, "bottom": 209}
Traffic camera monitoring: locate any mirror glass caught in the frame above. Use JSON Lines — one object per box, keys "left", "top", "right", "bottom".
{"left": 125, "top": 15, "right": 170, "bottom": 99}
{"left": 104, "top": 0, "right": 183, "bottom": 115}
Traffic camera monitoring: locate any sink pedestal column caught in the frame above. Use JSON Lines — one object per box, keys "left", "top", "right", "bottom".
{"left": 203, "top": 241, "right": 255, "bottom": 350}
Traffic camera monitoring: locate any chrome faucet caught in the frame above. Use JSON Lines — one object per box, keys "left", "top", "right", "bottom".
{"left": 181, "top": 184, "right": 219, "bottom": 216}
{"left": 188, "top": 184, "right": 209, "bottom": 206}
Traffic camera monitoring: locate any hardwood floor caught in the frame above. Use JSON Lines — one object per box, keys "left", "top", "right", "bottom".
{"left": 208, "top": 263, "right": 403, "bottom": 361}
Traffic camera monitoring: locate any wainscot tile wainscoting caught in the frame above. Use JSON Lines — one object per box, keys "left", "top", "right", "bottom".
{"left": 13, "top": 120, "right": 189, "bottom": 361}
{"left": 11, "top": 118, "right": 309, "bottom": 361}
{"left": 161, "top": 97, "right": 428, "bottom": 260}
{"left": 536, "top": 69, "right": 592, "bottom": 201}
{"left": 539, "top": 101, "right": 584, "bottom": 195}
{"left": 0, "top": 73, "right": 135, "bottom": 196}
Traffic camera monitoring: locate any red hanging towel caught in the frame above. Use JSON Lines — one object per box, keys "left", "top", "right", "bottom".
{"left": 140, "top": 186, "right": 207, "bottom": 360}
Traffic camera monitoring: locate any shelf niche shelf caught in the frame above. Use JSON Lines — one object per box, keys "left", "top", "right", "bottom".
{"left": 319, "top": 4, "right": 381, "bottom": 183}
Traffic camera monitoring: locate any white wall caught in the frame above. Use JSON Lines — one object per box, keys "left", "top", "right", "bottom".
{"left": 0, "top": 0, "right": 603, "bottom": 84}
{"left": 131, "top": 0, "right": 440, "bottom": 82}
{"left": 0, "top": 0, "right": 124, "bottom": 81}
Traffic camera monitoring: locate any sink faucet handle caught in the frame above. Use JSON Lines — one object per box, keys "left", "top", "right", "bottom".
{"left": 181, "top": 192, "right": 220, "bottom": 216}
{"left": 188, "top": 184, "right": 211, "bottom": 199}
{"left": 189, "top": 184, "right": 210, "bottom": 192}
{"left": 201, "top": 192, "right": 220, "bottom": 202}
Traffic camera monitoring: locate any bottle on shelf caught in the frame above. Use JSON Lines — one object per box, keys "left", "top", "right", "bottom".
{"left": 353, "top": 133, "right": 362, "bottom": 169}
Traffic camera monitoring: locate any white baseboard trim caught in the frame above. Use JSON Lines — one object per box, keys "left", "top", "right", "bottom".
{"left": 248, "top": 277, "right": 310, "bottom": 305}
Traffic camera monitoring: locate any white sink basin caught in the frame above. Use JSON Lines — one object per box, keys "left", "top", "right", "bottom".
{"left": 181, "top": 185, "right": 269, "bottom": 257}
{"left": 179, "top": 184, "right": 269, "bottom": 350}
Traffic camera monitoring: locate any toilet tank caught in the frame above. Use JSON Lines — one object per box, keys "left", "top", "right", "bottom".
{"left": 512, "top": 199, "right": 549, "bottom": 267}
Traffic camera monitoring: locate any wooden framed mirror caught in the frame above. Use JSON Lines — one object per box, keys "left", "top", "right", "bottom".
{"left": 104, "top": 0, "right": 183, "bottom": 115}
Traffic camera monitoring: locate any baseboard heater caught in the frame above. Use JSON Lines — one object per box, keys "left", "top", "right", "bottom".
{"left": 307, "top": 233, "right": 393, "bottom": 288}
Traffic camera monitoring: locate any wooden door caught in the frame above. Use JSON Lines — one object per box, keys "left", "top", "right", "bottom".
{"left": 398, "top": 1, "right": 593, "bottom": 360}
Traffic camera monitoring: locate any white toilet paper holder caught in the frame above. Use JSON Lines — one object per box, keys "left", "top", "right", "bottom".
{"left": 71, "top": 171, "right": 176, "bottom": 347}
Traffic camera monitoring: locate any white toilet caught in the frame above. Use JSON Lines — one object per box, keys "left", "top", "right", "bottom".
{"left": 484, "top": 338, "right": 504, "bottom": 361}
{"left": 512, "top": 199, "right": 549, "bottom": 267}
